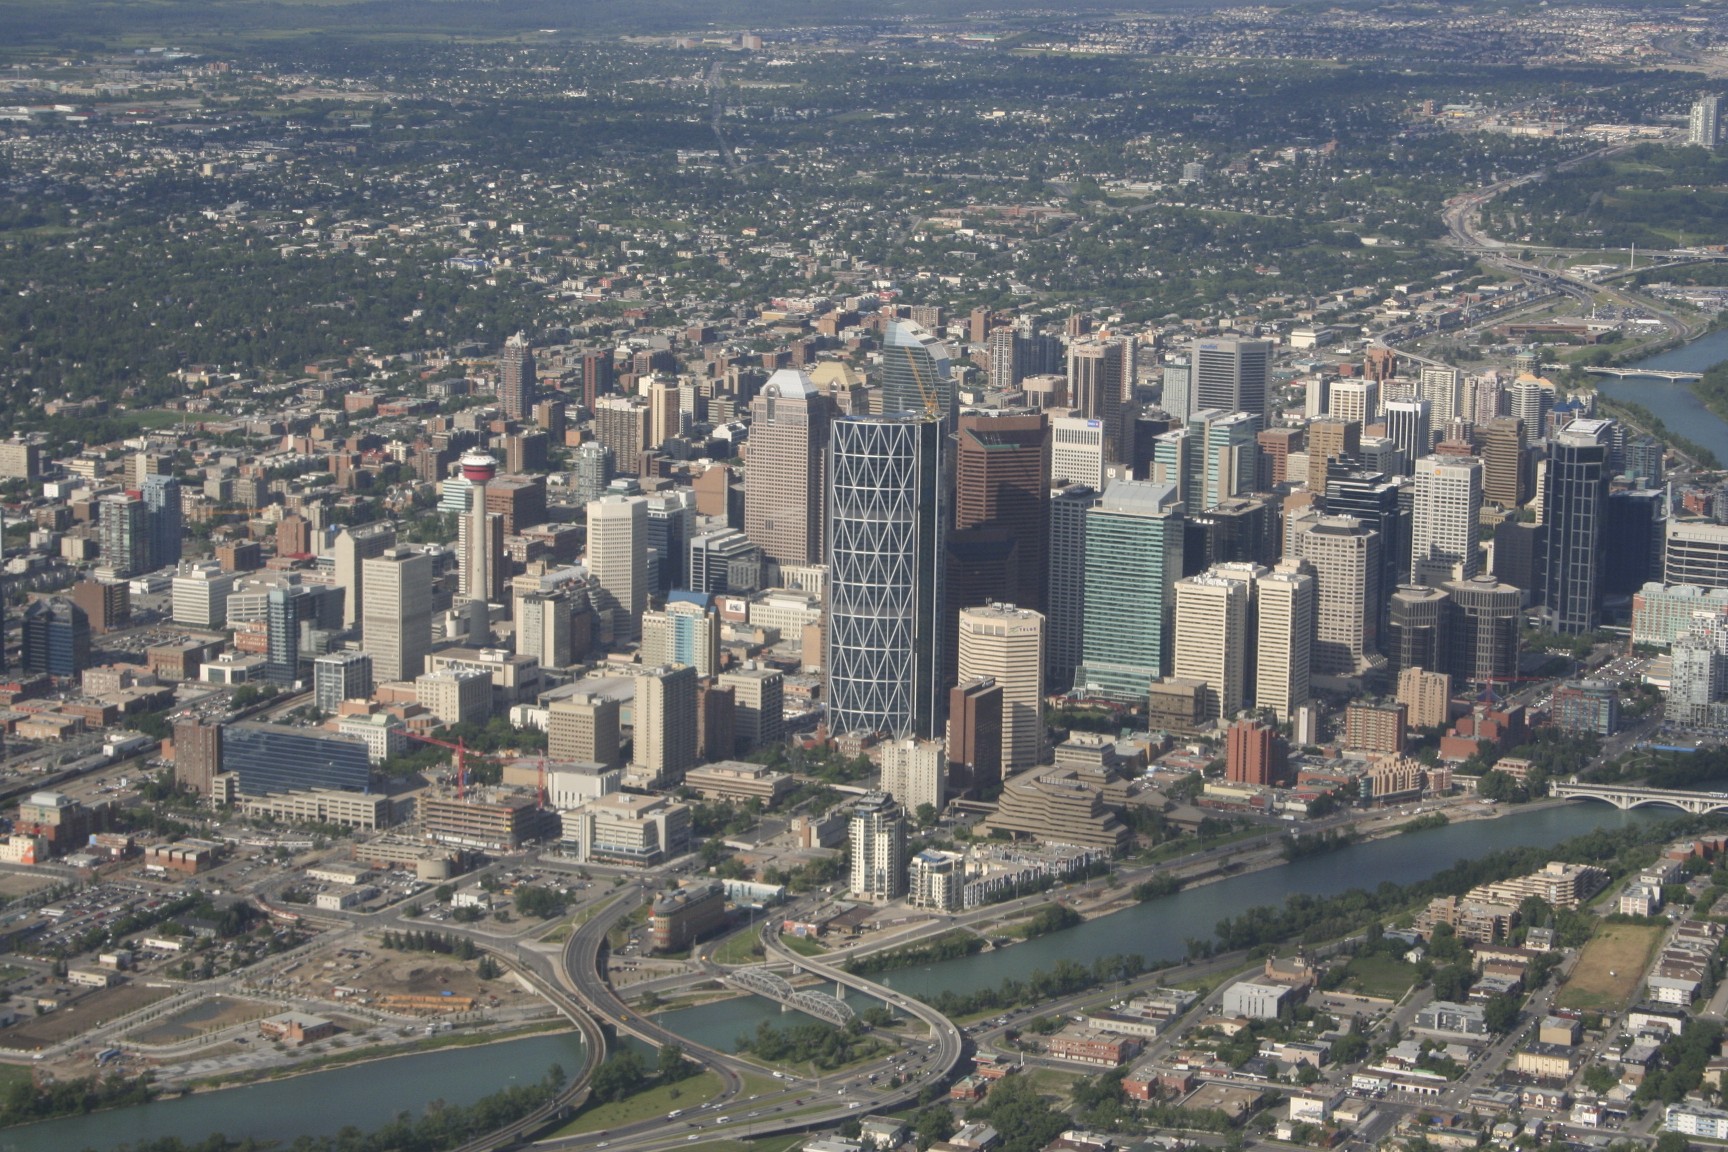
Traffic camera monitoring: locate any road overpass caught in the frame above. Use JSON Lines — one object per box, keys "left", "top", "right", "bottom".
{"left": 760, "top": 921, "right": 966, "bottom": 1088}
{"left": 1551, "top": 781, "right": 1728, "bottom": 814}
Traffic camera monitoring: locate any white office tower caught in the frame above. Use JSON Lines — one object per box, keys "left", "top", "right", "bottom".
{"left": 879, "top": 738, "right": 948, "bottom": 815}
{"left": 586, "top": 493, "right": 648, "bottom": 644}
{"left": 1691, "top": 95, "right": 1721, "bottom": 149}
{"left": 1162, "top": 362, "right": 1192, "bottom": 421}
{"left": 1254, "top": 559, "right": 1316, "bottom": 724}
{"left": 1171, "top": 567, "right": 1254, "bottom": 723}
{"left": 172, "top": 561, "right": 238, "bottom": 629}
{"left": 1329, "top": 379, "right": 1379, "bottom": 426}
{"left": 1411, "top": 455, "right": 1483, "bottom": 586}
{"left": 1052, "top": 414, "right": 1107, "bottom": 489}
{"left": 361, "top": 546, "right": 433, "bottom": 684}
{"left": 848, "top": 792, "right": 907, "bottom": 901}
{"left": 826, "top": 414, "right": 946, "bottom": 741}
{"left": 1190, "top": 337, "right": 1272, "bottom": 420}
{"left": 956, "top": 603, "right": 1046, "bottom": 771}
{"left": 1383, "top": 399, "right": 1432, "bottom": 475}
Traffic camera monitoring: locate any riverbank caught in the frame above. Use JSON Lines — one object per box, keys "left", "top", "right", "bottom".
{"left": 170, "top": 1017, "right": 574, "bottom": 1094}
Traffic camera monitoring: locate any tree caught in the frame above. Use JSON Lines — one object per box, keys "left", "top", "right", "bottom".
{"left": 914, "top": 1104, "right": 957, "bottom": 1149}
{"left": 658, "top": 1043, "right": 692, "bottom": 1083}
{"left": 1482, "top": 995, "right": 1520, "bottom": 1034}
{"left": 590, "top": 1050, "right": 648, "bottom": 1104}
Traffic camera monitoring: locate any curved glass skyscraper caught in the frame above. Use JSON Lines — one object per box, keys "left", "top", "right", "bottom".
{"left": 826, "top": 414, "right": 946, "bottom": 740}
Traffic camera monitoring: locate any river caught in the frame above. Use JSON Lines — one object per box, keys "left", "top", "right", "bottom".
{"left": 1594, "top": 326, "right": 1728, "bottom": 462}
{"left": 5, "top": 801, "right": 1676, "bottom": 1150}
{"left": 652, "top": 802, "right": 1667, "bottom": 1048}
{"left": 4, "top": 1032, "right": 586, "bottom": 1152}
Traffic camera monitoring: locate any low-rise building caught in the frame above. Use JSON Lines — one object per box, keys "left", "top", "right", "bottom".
{"left": 683, "top": 760, "right": 794, "bottom": 806}
{"left": 651, "top": 882, "right": 727, "bottom": 952}
{"left": 259, "top": 1012, "right": 339, "bottom": 1046}
{"left": 1045, "top": 1026, "right": 1140, "bottom": 1067}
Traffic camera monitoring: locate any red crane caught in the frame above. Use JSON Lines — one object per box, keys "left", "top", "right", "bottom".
{"left": 404, "top": 730, "right": 480, "bottom": 799}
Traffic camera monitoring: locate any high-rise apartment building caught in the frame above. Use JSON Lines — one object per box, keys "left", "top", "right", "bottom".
{"left": 1191, "top": 337, "right": 1272, "bottom": 420}
{"left": 574, "top": 442, "right": 616, "bottom": 507}
{"left": 1073, "top": 480, "right": 1184, "bottom": 703}
{"left": 1172, "top": 566, "right": 1255, "bottom": 722}
{"left": 641, "top": 595, "right": 721, "bottom": 678}
{"left": 631, "top": 665, "right": 698, "bottom": 788}
{"left": 97, "top": 492, "right": 148, "bottom": 578}
{"left": 848, "top": 792, "right": 907, "bottom": 902}
{"left": 173, "top": 718, "right": 222, "bottom": 796}
{"left": 587, "top": 494, "right": 648, "bottom": 643}
{"left": 744, "top": 369, "right": 832, "bottom": 567}
{"left": 826, "top": 415, "right": 946, "bottom": 740}
{"left": 881, "top": 319, "right": 956, "bottom": 417}
{"left": 499, "top": 331, "right": 536, "bottom": 421}
{"left": 1047, "top": 483, "right": 1099, "bottom": 694}
{"left": 879, "top": 739, "right": 947, "bottom": 816}
{"left": 956, "top": 604, "right": 1045, "bottom": 772}
{"left": 362, "top": 546, "right": 433, "bottom": 684}
{"left": 1411, "top": 455, "right": 1482, "bottom": 585}
{"left": 141, "top": 473, "right": 182, "bottom": 571}
{"left": 1542, "top": 418, "right": 1613, "bottom": 634}
{"left": 1288, "top": 510, "right": 1381, "bottom": 677}
{"left": 954, "top": 411, "right": 1050, "bottom": 612}
{"left": 314, "top": 651, "right": 373, "bottom": 713}
{"left": 1419, "top": 366, "right": 1463, "bottom": 432}
{"left": 1226, "top": 717, "right": 1287, "bottom": 786}
{"left": 1691, "top": 94, "right": 1721, "bottom": 148}
{"left": 593, "top": 396, "right": 651, "bottom": 473}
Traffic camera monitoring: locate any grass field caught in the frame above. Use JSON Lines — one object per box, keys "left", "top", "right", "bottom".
{"left": 0, "top": 1063, "right": 35, "bottom": 1091}
{"left": 684, "top": 1136, "right": 806, "bottom": 1152}
{"left": 1557, "top": 922, "right": 1665, "bottom": 1011}
{"left": 781, "top": 934, "right": 827, "bottom": 958}
{"left": 551, "top": 1071, "right": 724, "bottom": 1137}
{"left": 714, "top": 929, "right": 766, "bottom": 967}
{"left": 1340, "top": 954, "right": 1419, "bottom": 1000}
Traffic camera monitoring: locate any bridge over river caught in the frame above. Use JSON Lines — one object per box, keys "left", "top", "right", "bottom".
{"left": 1551, "top": 781, "right": 1728, "bottom": 814}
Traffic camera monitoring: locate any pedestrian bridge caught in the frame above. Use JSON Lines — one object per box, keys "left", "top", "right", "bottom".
{"left": 726, "top": 966, "right": 855, "bottom": 1026}
{"left": 1551, "top": 781, "right": 1728, "bottom": 814}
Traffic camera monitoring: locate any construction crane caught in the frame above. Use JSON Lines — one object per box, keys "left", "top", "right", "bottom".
{"left": 404, "top": 730, "right": 484, "bottom": 800}
{"left": 901, "top": 343, "right": 941, "bottom": 420}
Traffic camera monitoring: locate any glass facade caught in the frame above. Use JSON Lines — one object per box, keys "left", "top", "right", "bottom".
{"left": 225, "top": 723, "right": 372, "bottom": 797}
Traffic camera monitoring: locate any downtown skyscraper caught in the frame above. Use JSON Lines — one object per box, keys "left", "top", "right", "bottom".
{"left": 744, "top": 369, "right": 833, "bottom": 568}
{"left": 881, "top": 319, "right": 956, "bottom": 418}
{"left": 826, "top": 414, "right": 947, "bottom": 740}
{"left": 1191, "top": 336, "right": 1272, "bottom": 420}
{"left": 1543, "top": 418, "right": 1614, "bottom": 634}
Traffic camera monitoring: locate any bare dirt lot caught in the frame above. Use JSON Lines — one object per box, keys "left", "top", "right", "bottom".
{"left": 0, "top": 983, "right": 176, "bottom": 1050}
{"left": 129, "top": 995, "right": 270, "bottom": 1045}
